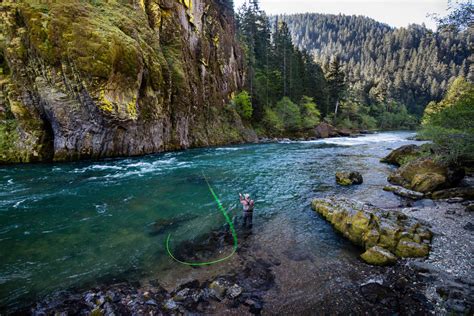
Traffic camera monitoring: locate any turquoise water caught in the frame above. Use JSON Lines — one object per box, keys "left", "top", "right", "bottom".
{"left": 0, "top": 131, "right": 419, "bottom": 310}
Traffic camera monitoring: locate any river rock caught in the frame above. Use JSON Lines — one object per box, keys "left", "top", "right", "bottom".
{"left": 361, "top": 246, "right": 397, "bottom": 266}
{"left": 335, "top": 171, "right": 364, "bottom": 186}
{"left": 337, "top": 128, "right": 352, "bottom": 136}
{"left": 388, "top": 157, "right": 464, "bottom": 193}
{"left": 209, "top": 279, "right": 229, "bottom": 299}
{"left": 430, "top": 187, "right": 474, "bottom": 200}
{"left": 383, "top": 185, "right": 425, "bottom": 200}
{"left": 314, "top": 122, "right": 339, "bottom": 138}
{"left": 311, "top": 197, "right": 432, "bottom": 265}
{"left": 466, "top": 203, "right": 474, "bottom": 212}
{"left": 381, "top": 144, "right": 422, "bottom": 166}
{"left": 227, "top": 284, "right": 243, "bottom": 299}
{"left": 164, "top": 299, "right": 178, "bottom": 310}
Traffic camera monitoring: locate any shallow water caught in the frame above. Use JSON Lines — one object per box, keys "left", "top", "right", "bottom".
{"left": 0, "top": 131, "right": 421, "bottom": 310}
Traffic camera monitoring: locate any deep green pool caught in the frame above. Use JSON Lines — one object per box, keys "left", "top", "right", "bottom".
{"left": 0, "top": 131, "right": 420, "bottom": 310}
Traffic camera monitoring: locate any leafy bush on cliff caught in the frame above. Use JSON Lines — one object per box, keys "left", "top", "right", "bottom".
{"left": 232, "top": 91, "right": 253, "bottom": 120}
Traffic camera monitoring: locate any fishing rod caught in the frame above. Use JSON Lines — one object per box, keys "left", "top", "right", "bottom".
{"left": 165, "top": 173, "right": 238, "bottom": 266}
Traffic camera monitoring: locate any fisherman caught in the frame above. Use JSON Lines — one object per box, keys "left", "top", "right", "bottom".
{"left": 239, "top": 193, "right": 254, "bottom": 228}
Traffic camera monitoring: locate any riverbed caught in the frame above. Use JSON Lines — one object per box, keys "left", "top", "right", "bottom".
{"left": 0, "top": 131, "right": 422, "bottom": 311}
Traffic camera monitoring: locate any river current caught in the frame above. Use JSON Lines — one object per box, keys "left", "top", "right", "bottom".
{"left": 0, "top": 131, "right": 421, "bottom": 310}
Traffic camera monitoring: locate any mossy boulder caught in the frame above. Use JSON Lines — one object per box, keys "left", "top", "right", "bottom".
{"left": 381, "top": 144, "right": 422, "bottom": 166}
{"left": 361, "top": 246, "right": 397, "bottom": 266}
{"left": 395, "top": 240, "right": 430, "bottom": 258}
{"left": 387, "top": 157, "right": 464, "bottom": 193}
{"left": 311, "top": 197, "right": 432, "bottom": 265}
{"left": 335, "top": 171, "right": 363, "bottom": 186}
{"left": 410, "top": 173, "right": 446, "bottom": 193}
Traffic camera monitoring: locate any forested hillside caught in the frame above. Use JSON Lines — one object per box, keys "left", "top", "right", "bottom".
{"left": 280, "top": 13, "right": 473, "bottom": 116}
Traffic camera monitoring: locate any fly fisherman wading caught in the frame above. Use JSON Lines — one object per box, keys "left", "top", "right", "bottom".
{"left": 239, "top": 193, "right": 254, "bottom": 229}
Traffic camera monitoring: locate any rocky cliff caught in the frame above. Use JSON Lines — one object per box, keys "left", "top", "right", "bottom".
{"left": 0, "top": 0, "right": 255, "bottom": 163}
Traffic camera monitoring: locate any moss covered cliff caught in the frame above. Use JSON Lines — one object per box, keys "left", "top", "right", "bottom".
{"left": 0, "top": 0, "right": 255, "bottom": 163}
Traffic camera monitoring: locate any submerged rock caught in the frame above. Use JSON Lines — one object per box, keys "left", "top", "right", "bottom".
{"left": 311, "top": 197, "right": 432, "bottom": 265}
{"left": 335, "top": 171, "right": 364, "bottom": 186}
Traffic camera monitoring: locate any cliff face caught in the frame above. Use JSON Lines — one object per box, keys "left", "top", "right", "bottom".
{"left": 0, "top": 0, "right": 255, "bottom": 163}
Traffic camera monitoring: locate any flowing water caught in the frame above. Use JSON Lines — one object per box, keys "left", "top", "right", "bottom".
{"left": 0, "top": 131, "right": 422, "bottom": 310}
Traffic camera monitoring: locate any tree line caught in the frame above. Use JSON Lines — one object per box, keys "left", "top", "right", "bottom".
{"left": 231, "top": 0, "right": 472, "bottom": 136}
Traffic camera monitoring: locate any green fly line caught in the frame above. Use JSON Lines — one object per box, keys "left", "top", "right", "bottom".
{"left": 165, "top": 173, "right": 238, "bottom": 266}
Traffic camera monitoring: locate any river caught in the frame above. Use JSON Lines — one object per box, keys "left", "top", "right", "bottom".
{"left": 0, "top": 131, "right": 421, "bottom": 311}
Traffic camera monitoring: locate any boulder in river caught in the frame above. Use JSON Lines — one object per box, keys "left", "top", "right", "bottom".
{"left": 336, "top": 171, "right": 363, "bottom": 186}
{"left": 311, "top": 197, "right": 432, "bottom": 265}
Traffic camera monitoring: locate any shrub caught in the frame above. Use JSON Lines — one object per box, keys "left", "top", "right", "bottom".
{"left": 262, "top": 107, "right": 284, "bottom": 135}
{"left": 299, "top": 96, "right": 321, "bottom": 129}
{"left": 233, "top": 91, "right": 253, "bottom": 120}
{"left": 275, "top": 97, "right": 301, "bottom": 131}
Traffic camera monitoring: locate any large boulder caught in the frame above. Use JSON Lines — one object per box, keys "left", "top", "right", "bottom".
{"left": 381, "top": 144, "right": 422, "bottom": 166}
{"left": 311, "top": 197, "right": 432, "bottom": 265}
{"left": 388, "top": 158, "right": 464, "bottom": 193}
{"left": 335, "top": 171, "right": 363, "bottom": 186}
{"left": 314, "top": 122, "right": 339, "bottom": 138}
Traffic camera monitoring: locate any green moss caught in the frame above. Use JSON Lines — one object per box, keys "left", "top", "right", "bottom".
{"left": 395, "top": 240, "right": 430, "bottom": 258}
{"left": 127, "top": 97, "right": 138, "bottom": 119}
{"left": 98, "top": 90, "right": 114, "bottom": 113}
{"left": 361, "top": 246, "right": 397, "bottom": 266}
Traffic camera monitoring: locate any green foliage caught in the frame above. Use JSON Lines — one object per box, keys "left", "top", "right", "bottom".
{"left": 236, "top": 2, "right": 329, "bottom": 132}
{"left": 232, "top": 91, "right": 253, "bottom": 120}
{"left": 262, "top": 107, "right": 284, "bottom": 135}
{"left": 325, "top": 56, "right": 346, "bottom": 116}
{"left": 299, "top": 96, "right": 321, "bottom": 129}
{"left": 275, "top": 97, "right": 301, "bottom": 131}
{"left": 420, "top": 77, "right": 474, "bottom": 164}
{"left": 280, "top": 13, "right": 471, "bottom": 116}
{"left": 0, "top": 120, "right": 19, "bottom": 158}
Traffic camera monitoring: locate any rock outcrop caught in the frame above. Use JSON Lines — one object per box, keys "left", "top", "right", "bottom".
{"left": 0, "top": 0, "right": 256, "bottom": 163}
{"left": 335, "top": 171, "right": 363, "bottom": 186}
{"left": 311, "top": 197, "right": 432, "bottom": 265}
{"left": 314, "top": 122, "right": 340, "bottom": 138}
{"left": 380, "top": 144, "right": 422, "bottom": 166}
{"left": 383, "top": 145, "right": 466, "bottom": 194}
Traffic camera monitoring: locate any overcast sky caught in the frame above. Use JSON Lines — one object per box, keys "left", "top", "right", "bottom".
{"left": 234, "top": 0, "right": 449, "bottom": 30}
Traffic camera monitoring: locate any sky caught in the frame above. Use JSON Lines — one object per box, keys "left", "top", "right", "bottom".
{"left": 233, "top": 0, "right": 449, "bottom": 30}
